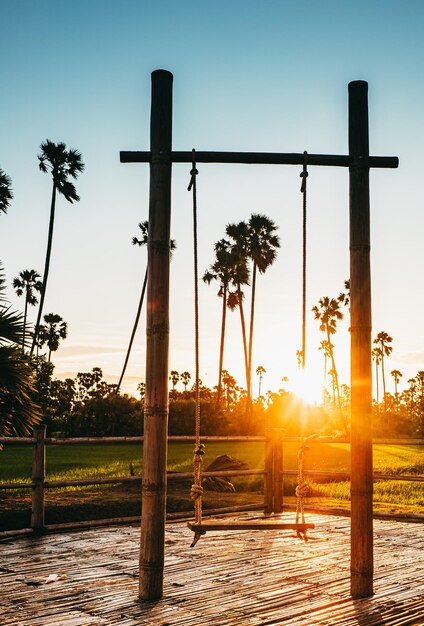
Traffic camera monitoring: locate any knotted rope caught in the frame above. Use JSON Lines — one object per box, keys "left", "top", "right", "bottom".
{"left": 188, "top": 149, "right": 204, "bottom": 531}
{"left": 299, "top": 150, "right": 308, "bottom": 370}
{"left": 295, "top": 439, "right": 312, "bottom": 541}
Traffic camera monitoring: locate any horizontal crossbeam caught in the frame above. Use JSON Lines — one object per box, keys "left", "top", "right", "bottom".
{"left": 120, "top": 150, "right": 398, "bottom": 168}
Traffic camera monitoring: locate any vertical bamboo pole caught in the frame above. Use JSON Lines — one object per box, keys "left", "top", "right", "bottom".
{"left": 139, "top": 69, "right": 173, "bottom": 601}
{"left": 349, "top": 80, "right": 373, "bottom": 598}
{"left": 272, "top": 430, "right": 283, "bottom": 513}
{"left": 264, "top": 430, "right": 274, "bottom": 514}
{"left": 31, "top": 425, "right": 46, "bottom": 532}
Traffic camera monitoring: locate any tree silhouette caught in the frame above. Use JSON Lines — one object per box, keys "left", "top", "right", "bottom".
{"left": 0, "top": 169, "right": 13, "bottom": 215}
{"left": 37, "top": 313, "right": 68, "bottom": 362}
{"left": 32, "top": 140, "right": 84, "bottom": 353}
{"left": 180, "top": 371, "right": 191, "bottom": 392}
{"left": 204, "top": 239, "right": 243, "bottom": 405}
{"left": 169, "top": 370, "right": 180, "bottom": 391}
{"left": 0, "top": 264, "right": 41, "bottom": 436}
{"left": 312, "top": 294, "right": 347, "bottom": 433}
{"left": 372, "top": 347, "right": 382, "bottom": 407}
{"left": 373, "top": 331, "right": 393, "bottom": 411}
{"left": 226, "top": 214, "right": 279, "bottom": 421}
{"left": 390, "top": 369, "right": 402, "bottom": 409}
{"left": 13, "top": 269, "right": 42, "bottom": 349}
{"left": 256, "top": 365, "right": 266, "bottom": 398}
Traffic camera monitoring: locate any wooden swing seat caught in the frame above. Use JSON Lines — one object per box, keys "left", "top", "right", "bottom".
{"left": 187, "top": 520, "right": 315, "bottom": 533}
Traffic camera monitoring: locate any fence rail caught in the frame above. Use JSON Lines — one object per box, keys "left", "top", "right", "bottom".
{"left": 1, "top": 427, "right": 422, "bottom": 535}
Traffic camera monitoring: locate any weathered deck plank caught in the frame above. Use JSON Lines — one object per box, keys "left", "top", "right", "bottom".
{"left": 0, "top": 514, "right": 423, "bottom": 625}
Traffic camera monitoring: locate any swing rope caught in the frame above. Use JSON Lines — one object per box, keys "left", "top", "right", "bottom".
{"left": 188, "top": 149, "right": 205, "bottom": 527}
{"left": 295, "top": 151, "right": 312, "bottom": 541}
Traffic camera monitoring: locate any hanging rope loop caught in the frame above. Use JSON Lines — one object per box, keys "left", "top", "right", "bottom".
{"left": 299, "top": 150, "right": 308, "bottom": 370}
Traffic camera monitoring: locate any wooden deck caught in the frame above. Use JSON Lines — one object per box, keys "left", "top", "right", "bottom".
{"left": 0, "top": 513, "right": 423, "bottom": 625}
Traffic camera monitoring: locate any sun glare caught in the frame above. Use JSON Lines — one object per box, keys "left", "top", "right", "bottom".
{"left": 289, "top": 367, "right": 323, "bottom": 406}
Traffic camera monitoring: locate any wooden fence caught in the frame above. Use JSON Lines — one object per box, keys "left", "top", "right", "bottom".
{"left": 0, "top": 426, "right": 422, "bottom": 536}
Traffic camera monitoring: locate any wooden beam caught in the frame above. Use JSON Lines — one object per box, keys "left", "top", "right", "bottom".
{"left": 187, "top": 521, "right": 315, "bottom": 532}
{"left": 349, "top": 80, "right": 374, "bottom": 599}
{"left": 120, "top": 150, "right": 398, "bottom": 168}
{"left": 139, "top": 69, "right": 173, "bottom": 601}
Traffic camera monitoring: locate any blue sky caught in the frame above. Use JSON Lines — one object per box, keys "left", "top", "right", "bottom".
{"left": 1, "top": 0, "right": 423, "bottom": 399}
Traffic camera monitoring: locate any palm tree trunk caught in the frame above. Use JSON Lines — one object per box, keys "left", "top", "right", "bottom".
{"left": 381, "top": 356, "right": 387, "bottom": 411}
{"left": 375, "top": 360, "right": 379, "bottom": 408}
{"left": 246, "top": 262, "right": 257, "bottom": 427}
{"left": 216, "top": 285, "right": 227, "bottom": 405}
{"left": 116, "top": 267, "right": 148, "bottom": 393}
{"left": 22, "top": 289, "right": 29, "bottom": 351}
{"left": 237, "top": 285, "right": 249, "bottom": 391}
{"left": 327, "top": 329, "right": 348, "bottom": 434}
{"left": 31, "top": 180, "right": 56, "bottom": 354}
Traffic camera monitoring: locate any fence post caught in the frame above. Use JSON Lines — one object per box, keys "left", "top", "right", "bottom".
{"left": 264, "top": 429, "right": 274, "bottom": 513}
{"left": 272, "top": 430, "right": 283, "bottom": 513}
{"left": 31, "top": 425, "right": 46, "bottom": 532}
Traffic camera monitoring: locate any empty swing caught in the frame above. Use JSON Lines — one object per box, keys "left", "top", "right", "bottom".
{"left": 187, "top": 150, "right": 314, "bottom": 546}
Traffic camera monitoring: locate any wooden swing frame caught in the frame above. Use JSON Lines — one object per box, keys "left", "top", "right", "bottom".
{"left": 120, "top": 70, "right": 398, "bottom": 602}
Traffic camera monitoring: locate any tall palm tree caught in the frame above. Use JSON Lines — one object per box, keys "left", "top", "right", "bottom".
{"left": 204, "top": 239, "right": 244, "bottom": 405}
{"left": 312, "top": 295, "right": 347, "bottom": 433}
{"left": 169, "top": 371, "right": 180, "bottom": 391}
{"left": 0, "top": 169, "right": 13, "bottom": 215}
{"left": 31, "top": 140, "right": 84, "bottom": 353}
{"left": 116, "top": 222, "right": 176, "bottom": 393}
{"left": 373, "top": 331, "right": 393, "bottom": 410}
{"left": 226, "top": 215, "right": 280, "bottom": 416}
{"left": 37, "top": 313, "right": 68, "bottom": 362}
{"left": 256, "top": 365, "right": 266, "bottom": 398}
{"left": 13, "top": 270, "right": 42, "bottom": 349}
{"left": 372, "top": 347, "right": 382, "bottom": 407}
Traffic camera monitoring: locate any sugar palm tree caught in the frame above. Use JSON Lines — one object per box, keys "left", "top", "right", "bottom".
{"left": 372, "top": 347, "right": 382, "bottom": 407}
{"left": 13, "top": 270, "right": 42, "bottom": 349}
{"left": 373, "top": 331, "right": 393, "bottom": 410}
{"left": 116, "top": 222, "right": 176, "bottom": 393}
{"left": 0, "top": 169, "right": 13, "bottom": 215}
{"left": 256, "top": 365, "right": 266, "bottom": 398}
{"left": 312, "top": 295, "right": 347, "bottom": 433}
{"left": 0, "top": 265, "right": 41, "bottom": 436}
{"left": 180, "top": 371, "right": 191, "bottom": 392}
{"left": 31, "top": 140, "right": 84, "bottom": 353}
{"left": 390, "top": 369, "right": 402, "bottom": 409}
{"left": 37, "top": 313, "right": 68, "bottom": 362}
{"left": 169, "top": 370, "right": 180, "bottom": 391}
{"left": 203, "top": 239, "right": 240, "bottom": 405}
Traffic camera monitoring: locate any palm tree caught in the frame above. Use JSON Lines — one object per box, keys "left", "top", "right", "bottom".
{"left": 203, "top": 239, "right": 241, "bottom": 405}
{"left": 31, "top": 140, "right": 84, "bottom": 353}
{"left": 256, "top": 365, "right": 266, "bottom": 398}
{"left": 373, "top": 331, "right": 393, "bottom": 410}
{"left": 390, "top": 369, "right": 402, "bottom": 409}
{"left": 37, "top": 313, "right": 68, "bottom": 362}
{"left": 0, "top": 169, "right": 13, "bottom": 215}
{"left": 0, "top": 265, "right": 41, "bottom": 436}
{"left": 226, "top": 214, "right": 280, "bottom": 416}
{"left": 13, "top": 270, "right": 42, "bottom": 349}
{"left": 312, "top": 295, "right": 347, "bottom": 433}
{"left": 169, "top": 371, "right": 180, "bottom": 391}
{"left": 180, "top": 371, "right": 191, "bottom": 392}
{"left": 372, "top": 347, "right": 382, "bottom": 407}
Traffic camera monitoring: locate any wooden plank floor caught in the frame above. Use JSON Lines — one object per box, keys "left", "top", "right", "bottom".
{"left": 0, "top": 513, "right": 423, "bottom": 625}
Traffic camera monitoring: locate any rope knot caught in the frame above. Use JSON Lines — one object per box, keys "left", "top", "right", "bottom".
{"left": 194, "top": 443, "right": 205, "bottom": 457}
{"left": 190, "top": 483, "right": 204, "bottom": 500}
{"left": 295, "top": 481, "right": 312, "bottom": 498}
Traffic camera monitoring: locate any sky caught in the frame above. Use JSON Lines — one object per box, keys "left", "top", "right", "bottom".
{"left": 0, "top": 0, "right": 423, "bottom": 401}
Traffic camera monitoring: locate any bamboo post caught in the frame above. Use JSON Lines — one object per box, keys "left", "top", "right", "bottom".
{"left": 139, "top": 69, "right": 173, "bottom": 601}
{"left": 272, "top": 430, "right": 283, "bottom": 514}
{"left": 264, "top": 430, "right": 274, "bottom": 514}
{"left": 31, "top": 425, "right": 46, "bottom": 532}
{"left": 349, "top": 80, "right": 373, "bottom": 598}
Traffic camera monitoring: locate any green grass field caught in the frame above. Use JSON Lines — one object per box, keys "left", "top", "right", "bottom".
{"left": 0, "top": 441, "right": 422, "bottom": 530}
